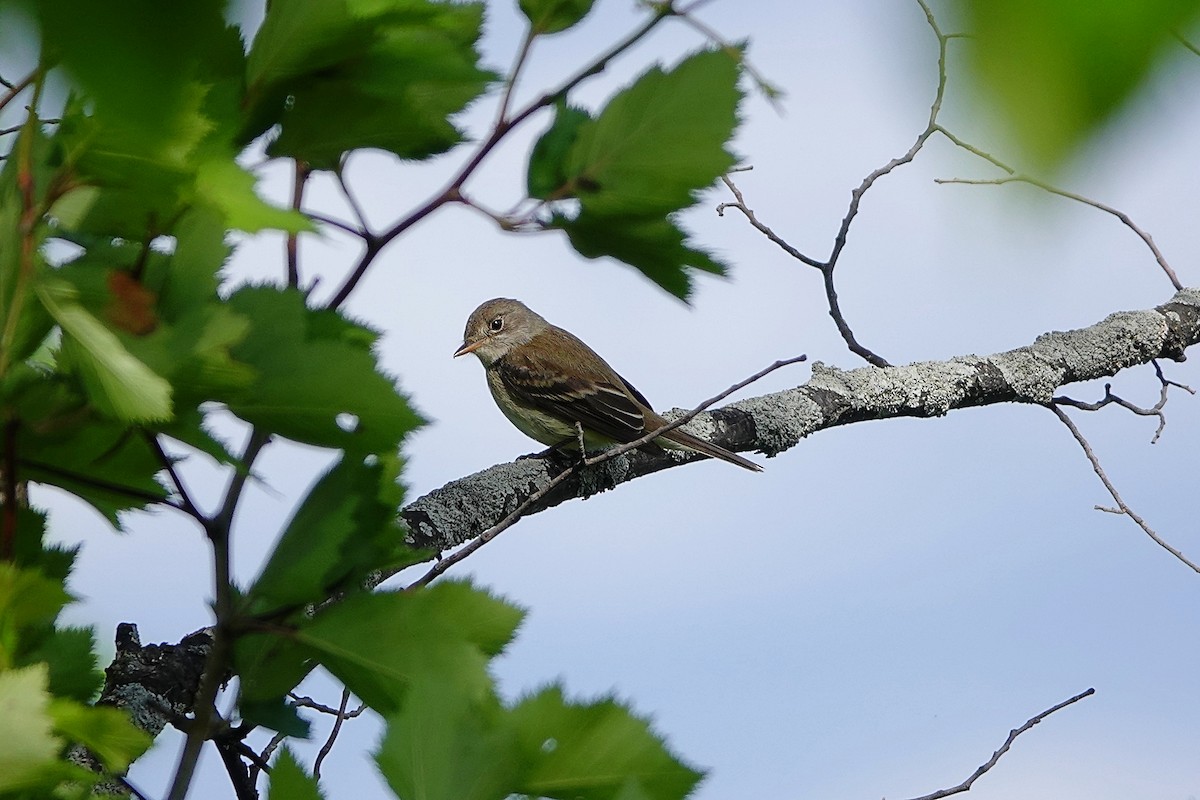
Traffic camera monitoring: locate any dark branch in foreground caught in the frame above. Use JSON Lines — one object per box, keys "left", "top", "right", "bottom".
{"left": 903, "top": 688, "right": 1096, "bottom": 800}
{"left": 401, "top": 287, "right": 1200, "bottom": 554}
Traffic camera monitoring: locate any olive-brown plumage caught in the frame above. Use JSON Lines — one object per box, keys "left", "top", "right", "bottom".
{"left": 454, "top": 298, "right": 762, "bottom": 472}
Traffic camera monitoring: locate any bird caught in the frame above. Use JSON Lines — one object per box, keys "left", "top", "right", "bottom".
{"left": 454, "top": 298, "right": 763, "bottom": 472}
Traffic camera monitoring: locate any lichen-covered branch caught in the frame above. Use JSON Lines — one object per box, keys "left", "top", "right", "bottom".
{"left": 402, "top": 288, "right": 1200, "bottom": 551}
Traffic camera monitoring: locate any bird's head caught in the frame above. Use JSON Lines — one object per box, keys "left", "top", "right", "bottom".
{"left": 454, "top": 297, "right": 548, "bottom": 366}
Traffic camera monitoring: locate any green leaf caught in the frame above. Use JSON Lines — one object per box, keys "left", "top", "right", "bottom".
{"left": 962, "top": 0, "right": 1200, "bottom": 166}
{"left": 519, "top": 0, "right": 596, "bottom": 35}
{"left": 25, "top": 627, "right": 101, "bottom": 703}
{"left": 555, "top": 212, "right": 727, "bottom": 299}
{"left": 0, "top": 665, "right": 61, "bottom": 793}
{"left": 159, "top": 205, "right": 230, "bottom": 319}
{"left": 49, "top": 699, "right": 151, "bottom": 774}
{"left": 234, "top": 632, "right": 316, "bottom": 707}
{"left": 248, "top": 453, "right": 419, "bottom": 613}
{"left": 376, "top": 676, "right": 517, "bottom": 800}
{"left": 16, "top": 411, "right": 167, "bottom": 526}
{"left": 195, "top": 156, "right": 313, "bottom": 234}
{"left": 563, "top": 48, "right": 742, "bottom": 216}
{"left": 36, "top": 279, "right": 173, "bottom": 422}
{"left": 225, "top": 286, "right": 423, "bottom": 454}
{"left": 269, "top": 748, "right": 325, "bottom": 800}
{"left": 528, "top": 103, "right": 592, "bottom": 199}
{"left": 297, "top": 582, "right": 523, "bottom": 714}
{"left": 9, "top": 507, "right": 78, "bottom": 584}
{"left": 249, "top": 0, "right": 495, "bottom": 167}
{"left": 509, "top": 685, "right": 704, "bottom": 800}
{"left": 0, "top": 564, "right": 73, "bottom": 636}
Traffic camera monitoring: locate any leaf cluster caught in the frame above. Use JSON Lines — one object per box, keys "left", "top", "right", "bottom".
{"left": 0, "top": 0, "right": 746, "bottom": 796}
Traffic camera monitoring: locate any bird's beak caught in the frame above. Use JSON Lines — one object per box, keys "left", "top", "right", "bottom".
{"left": 453, "top": 339, "right": 484, "bottom": 358}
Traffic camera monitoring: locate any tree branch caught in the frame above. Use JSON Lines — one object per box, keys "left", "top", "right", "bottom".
{"left": 902, "top": 688, "right": 1095, "bottom": 800}
{"left": 401, "top": 288, "right": 1200, "bottom": 552}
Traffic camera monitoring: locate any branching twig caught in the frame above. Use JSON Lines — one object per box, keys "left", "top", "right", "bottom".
{"left": 717, "top": 0, "right": 959, "bottom": 368}
{"left": 934, "top": 175, "right": 1183, "bottom": 290}
{"left": 1049, "top": 405, "right": 1200, "bottom": 574}
{"left": 405, "top": 355, "right": 806, "bottom": 589}
{"left": 313, "top": 687, "right": 355, "bottom": 781}
{"left": 1053, "top": 361, "right": 1195, "bottom": 444}
{"left": 902, "top": 688, "right": 1095, "bottom": 800}
{"left": 166, "top": 429, "right": 273, "bottom": 800}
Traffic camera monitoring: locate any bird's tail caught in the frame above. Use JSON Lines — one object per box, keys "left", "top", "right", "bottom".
{"left": 659, "top": 427, "right": 764, "bottom": 472}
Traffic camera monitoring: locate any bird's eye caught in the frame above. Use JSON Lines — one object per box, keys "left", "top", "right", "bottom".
{"left": 489, "top": 317, "right": 503, "bottom": 332}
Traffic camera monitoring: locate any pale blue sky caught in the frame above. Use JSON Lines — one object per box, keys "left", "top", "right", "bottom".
{"left": 24, "top": 1, "right": 1200, "bottom": 798}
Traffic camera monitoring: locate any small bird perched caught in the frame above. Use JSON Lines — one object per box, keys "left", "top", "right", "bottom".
{"left": 454, "top": 298, "right": 762, "bottom": 472}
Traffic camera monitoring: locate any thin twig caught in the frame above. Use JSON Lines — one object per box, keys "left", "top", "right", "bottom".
{"left": 0, "top": 69, "right": 34, "bottom": 116}
{"left": 145, "top": 433, "right": 207, "bottom": 520}
{"left": 286, "top": 161, "right": 310, "bottom": 288}
{"left": 934, "top": 175, "right": 1183, "bottom": 290}
{"left": 250, "top": 731, "right": 288, "bottom": 784}
{"left": 407, "top": 355, "right": 806, "bottom": 589}
{"left": 166, "top": 429, "right": 273, "bottom": 800}
{"left": 1049, "top": 405, "right": 1200, "bottom": 574}
{"left": 334, "top": 159, "right": 374, "bottom": 235}
{"left": 313, "top": 687, "right": 353, "bottom": 781}
{"left": 902, "top": 688, "right": 1095, "bottom": 800}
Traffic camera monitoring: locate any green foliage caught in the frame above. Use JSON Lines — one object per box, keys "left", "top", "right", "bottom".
{"left": 528, "top": 48, "right": 744, "bottom": 297}
{"left": 375, "top": 679, "right": 703, "bottom": 800}
{"left": 519, "top": 0, "right": 596, "bottom": 35}
{"left": 247, "top": 0, "right": 496, "bottom": 168}
{"left": 960, "top": 0, "right": 1200, "bottom": 166}
{"left": 297, "top": 582, "right": 522, "bottom": 714}
{"left": 247, "top": 452, "right": 421, "bottom": 614}
{"left": 268, "top": 748, "right": 326, "bottom": 800}
{"left": 225, "top": 287, "right": 424, "bottom": 454}
{"left": 0, "top": 1, "right": 745, "bottom": 795}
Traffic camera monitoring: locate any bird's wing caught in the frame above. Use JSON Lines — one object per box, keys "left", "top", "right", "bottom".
{"left": 494, "top": 327, "right": 649, "bottom": 444}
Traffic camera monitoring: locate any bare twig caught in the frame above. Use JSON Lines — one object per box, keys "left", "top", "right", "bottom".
{"left": 250, "top": 731, "right": 288, "bottom": 784}
{"left": 406, "top": 355, "right": 806, "bottom": 589}
{"left": 934, "top": 175, "right": 1183, "bottom": 290}
{"left": 0, "top": 69, "right": 34, "bottom": 116}
{"left": 313, "top": 687, "right": 354, "bottom": 780}
{"left": 166, "top": 429, "right": 273, "bottom": 800}
{"left": 1049, "top": 405, "right": 1200, "bottom": 574}
{"left": 1053, "top": 361, "right": 1194, "bottom": 444}
{"left": 286, "top": 161, "right": 310, "bottom": 288}
{"left": 717, "top": 0, "right": 959, "bottom": 368}
{"left": 902, "top": 688, "right": 1095, "bottom": 800}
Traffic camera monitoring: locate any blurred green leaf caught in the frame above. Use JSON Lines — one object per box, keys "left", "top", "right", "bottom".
{"left": 226, "top": 286, "right": 423, "bottom": 454}
{"left": 376, "top": 676, "right": 517, "bottom": 800}
{"left": 269, "top": 748, "right": 325, "bottom": 800}
{"left": 49, "top": 699, "right": 151, "bottom": 773}
{"left": 509, "top": 685, "right": 704, "bottom": 800}
{"left": 195, "top": 156, "right": 313, "bottom": 234}
{"left": 233, "top": 632, "right": 314, "bottom": 735}
{"left": 24, "top": 627, "right": 101, "bottom": 703}
{"left": 17, "top": 411, "right": 167, "bottom": 526}
{"left": 519, "top": 0, "right": 596, "bottom": 35}
{"left": 555, "top": 212, "right": 726, "bottom": 299}
{"left": 36, "top": 279, "right": 173, "bottom": 422}
{"left": 0, "top": 666, "right": 61, "bottom": 793}
{"left": 0, "top": 565, "right": 72, "bottom": 643}
{"left": 962, "top": 0, "right": 1200, "bottom": 166}
{"left": 563, "top": 48, "right": 742, "bottom": 216}
{"left": 528, "top": 103, "right": 592, "bottom": 199}
{"left": 298, "top": 582, "right": 523, "bottom": 714}
{"left": 248, "top": 452, "right": 419, "bottom": 613}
